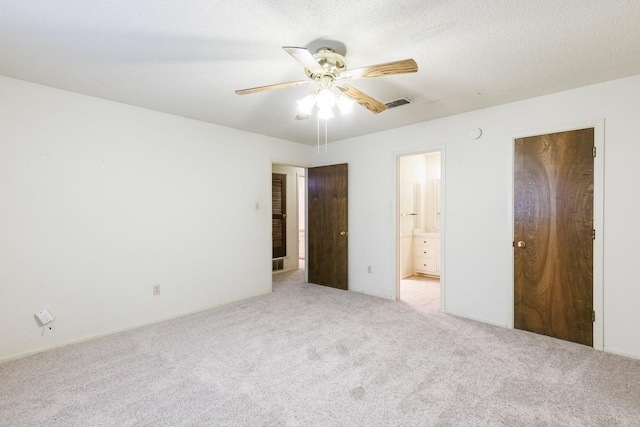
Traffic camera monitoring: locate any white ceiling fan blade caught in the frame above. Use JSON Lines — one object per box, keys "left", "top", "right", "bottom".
{"left": 283, "top": 46, "right": 324, "bottom": 74}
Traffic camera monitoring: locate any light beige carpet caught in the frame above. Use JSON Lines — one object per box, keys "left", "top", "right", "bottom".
{"left": 2, "top": 270, "right": 640, "bottom": 426}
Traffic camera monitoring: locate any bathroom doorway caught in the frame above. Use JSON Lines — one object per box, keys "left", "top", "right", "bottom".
{"left": 397, "top": 151, "right": 442, "bottom": 308}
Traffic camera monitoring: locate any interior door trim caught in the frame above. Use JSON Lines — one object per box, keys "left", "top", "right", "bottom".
{"left": 506, "top": 119, "right": 605, "bottom": 350}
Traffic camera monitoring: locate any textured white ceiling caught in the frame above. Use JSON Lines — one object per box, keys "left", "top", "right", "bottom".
{"left": 2, "top": 1, "right": 640, "bottom": 145}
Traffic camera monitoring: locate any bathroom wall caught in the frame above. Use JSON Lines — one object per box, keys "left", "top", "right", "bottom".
{"left": 399, "top": 155, "right": 423, "bottom": 278}
{"left": 422, "top": 153, "right": 441, "bottom": 232}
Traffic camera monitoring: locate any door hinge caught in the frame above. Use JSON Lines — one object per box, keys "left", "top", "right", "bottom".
{"left": 592, "top": 310, "right": 596, "bottom": 322}
{"left": 593, "top": 146, "right": 596, "bottom": 157}
{"left": 592, "top": 229, "right": 596, "bottom": 240}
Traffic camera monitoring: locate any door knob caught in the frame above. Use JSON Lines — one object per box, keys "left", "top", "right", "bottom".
{"left": 340, "top": 231, "right": 348, "bottom": 236}
{"left": 516, "top": 240, "right": 526, "bottom": 248}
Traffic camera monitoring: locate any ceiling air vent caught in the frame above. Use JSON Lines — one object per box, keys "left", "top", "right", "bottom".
{"left": 385, "top": 97, "right": 413, "bottom": 109}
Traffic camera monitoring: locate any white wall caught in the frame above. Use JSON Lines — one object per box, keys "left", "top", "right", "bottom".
{"left": 4, "top": 72, "right": 640, "bottom": 361}
{"left": 312, "top": 74, "right": 640, "bottom": 359}
{"left": 0, "top": 76, "right": 311, "bottom": 361}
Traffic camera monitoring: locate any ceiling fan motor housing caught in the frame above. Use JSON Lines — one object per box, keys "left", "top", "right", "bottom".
{"left": 305, "top": 48, "right": 347, "bottom": 83}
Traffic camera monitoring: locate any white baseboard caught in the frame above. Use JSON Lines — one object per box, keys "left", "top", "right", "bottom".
{"left": 603, "top": 347, "right": 640, "bottom": 360}
{"left": 442, "top": 309, "right": 508, "bottom": 328}
{"left": 350, "top": 288, "right": 395, "bottom": 301}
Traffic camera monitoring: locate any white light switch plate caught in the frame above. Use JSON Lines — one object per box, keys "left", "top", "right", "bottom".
{"left": 35, "top": 309, "right": 54, "bottom": 325}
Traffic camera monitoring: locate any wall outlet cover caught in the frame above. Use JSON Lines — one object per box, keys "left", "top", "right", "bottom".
{"left": 35, "top": 309, "right": 54, "bottom": 325}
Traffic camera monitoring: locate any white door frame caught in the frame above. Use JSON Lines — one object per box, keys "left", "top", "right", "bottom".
{"left": 506, "top": 119, "right": 605, "bottom": 350}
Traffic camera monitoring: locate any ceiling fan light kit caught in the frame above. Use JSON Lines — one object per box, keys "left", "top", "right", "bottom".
{"left": 335, "top": 94, "right": 354, "bottom": 115}
{"left": 316, "top": 88, "right": 336, "bottom": 119}
{"left": 296, "top": 93, "right": 316, "bottom": 116}
{"left": 298, "top": 88, "right": 355, "bottom": 120}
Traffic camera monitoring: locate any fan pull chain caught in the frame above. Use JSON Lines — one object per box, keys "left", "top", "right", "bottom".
{"left": 325, "top": 119, "right": 328, "bottom": 154}
{"left": 315, "top": 115, "right": 329, "bottom": 154}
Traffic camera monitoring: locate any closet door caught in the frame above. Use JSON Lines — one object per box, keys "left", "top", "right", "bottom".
{"left": 272, "top": 173, "right": 286, "bottom": 258}
{"left": 514, "top": 128, "right": 594, "bottom": 346}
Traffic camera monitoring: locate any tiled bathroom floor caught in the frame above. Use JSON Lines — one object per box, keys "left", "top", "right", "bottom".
{"left": 401, "top": 275, "right": 440, "bottom": 308}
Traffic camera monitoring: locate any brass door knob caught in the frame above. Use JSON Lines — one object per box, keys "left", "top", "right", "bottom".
{"left": 340, "top": 231, "right": 348, "bottom": 236}
{"left": 516, "top": 240, "right": 526, "bottom": 248}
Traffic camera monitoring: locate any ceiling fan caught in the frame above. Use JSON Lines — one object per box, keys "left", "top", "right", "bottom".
{"left": 235, "top": 46, "right": 418, "bottom": 120}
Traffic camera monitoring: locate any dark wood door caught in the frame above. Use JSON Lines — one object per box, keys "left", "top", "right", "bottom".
{"left": 514, "top": 128, "right": 594, "bottom": 346}
{"left": 272, "top": 173, "right": 286, "bottom": 259}
{"left": 307, "top": 163, "right": 348, "bottom": 290}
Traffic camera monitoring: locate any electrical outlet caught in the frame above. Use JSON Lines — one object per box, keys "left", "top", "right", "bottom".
{"left": 153, "top": 284, "right": 160, "bottom": 296}
{"left": 367, "top": 266, "right": 372, "bottom": 274}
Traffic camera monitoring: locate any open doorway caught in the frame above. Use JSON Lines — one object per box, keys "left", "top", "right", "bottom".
{"left": 271, "top": 164, "right": 306, "bottom": 276}
{"left": 397, "top": 151, "right": 442, "bottom": 308}
{"left": 297, "top": 173, "right": 305, "bottom": 270}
